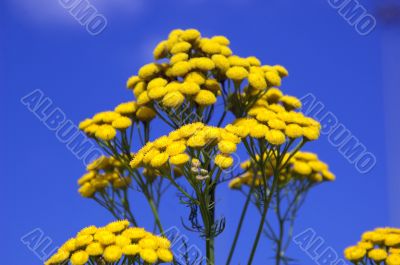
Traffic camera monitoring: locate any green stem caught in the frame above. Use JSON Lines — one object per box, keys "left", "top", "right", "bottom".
{"left": 225, "top": 185, "right": 254, "bottom": 265}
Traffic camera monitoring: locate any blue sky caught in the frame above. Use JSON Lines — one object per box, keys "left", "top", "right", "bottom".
{"left": 2, "top": 0, "right": 399, "bottom": 264}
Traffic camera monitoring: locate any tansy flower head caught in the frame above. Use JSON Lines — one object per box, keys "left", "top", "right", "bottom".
{"left": 45, "top": 220, "right": 173, "bottom": 265}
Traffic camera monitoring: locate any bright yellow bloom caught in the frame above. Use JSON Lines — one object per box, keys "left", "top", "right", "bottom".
{"left": 265, "top": 130, "right": 286, "bottom": 145}
{"left": 215, "top": 154, "right": 234, "bottom": 169}
{"left": 157, "top": 248, "right": 174, "bottom": 262}
{"left": 265, "top": 71, "right": 281, "bottom": 86}
{"left": 138, "top": 63, "right": 160, "bottom": 80}
{"left": 114, "top": 101, "right": 137, "bottom": 115}
{"left": 136, "top": 106, "right": 156, "bottom": 121}
{"left": 122, "top": 244, "right": 141, "bottom": 256}
{"left": 248, "top": 73, "right": 267, "bottom": 90}
{"left": 387, "top": 254, "right": 400, "bottom": 265}
{"left": 103, "top": 245, "right": 123, "bottom": 262}
{"left": 70, "top": 250, "right": 89, "bottom": 265}
{"left": 180, "top": 82, "right": 201, "bottom": 95}
{"left": 226, "top": 66, "right": 248, "bottom": 81}
{"left": 150, "top": 152, "right": 170, "bottom": 167}
{"left": 368, "top": 248, "right": 388, "bottom": 262}
{"left": 218, "top": 140, "right": 237, "bottom": 154}
{"left": 194, "top": 90, "right": 217, "bottom": 106}
{"left": 170, "top": 153, "right": 190, "bottom": 165}
{"left": 162, "top": 91, "right": 185, "bottom": 108}
{"left": 112, "top": 117, "right": 132, "bottom": 130}
{"left": 85, "top": 242, "right": 103, "bottom": 256}
{"left": 140, "top": 248, "right": 158, "bottom": 263}
{"left": 344, "top": 246, "right": 366, "bottom": 261}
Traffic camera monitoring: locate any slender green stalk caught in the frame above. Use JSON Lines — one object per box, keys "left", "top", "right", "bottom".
{"left": 225, "top": 184, "right": 254, "bottom": 265}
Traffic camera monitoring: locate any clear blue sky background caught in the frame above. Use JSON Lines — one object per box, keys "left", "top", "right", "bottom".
{"left": 2, "top": 0, "right": 398, "bottom": 264}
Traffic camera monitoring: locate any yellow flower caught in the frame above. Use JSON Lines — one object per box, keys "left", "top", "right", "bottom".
{"left": 215, "top": 154, "right": 234, "bottom": 169}
{"left": 79, "top": 118, "right": 93, "bottom": 130}
{"left": 344, "top": 246, "right": 366, "bottom": 261}
{"left": 248, "top": 73, "right": 267, "bottom": 90}
{"left": 138, "top": 63, "right": 160, "bottom": 80}
{"left": 229, "top": 177, "right": 243, "bottom": 189}
{"left": 86, "top": 242, "right": 104, "bottom": 256}
{"left": 194, "top": 90, "right": 217, "bottom": 106}
{"left": 95, "top": 231, "right": 116, "bottom": 245}
{"left": 265, "top": 71, "right": 281, "bottom": 86}
{"left": 75, "top": 234, "right": 93, "bottom": 248}
{"left": 153, "top": 40, "right": 167, "bottom": 59}
{"left": 273, "top": 65, "right": 289, "bottom": 77}
{"left": 302, "top": 126, "right": 320, "bottom": 140}
{"left": 285, "top": 124, "right": 303, "bottom": 138}
{"left": 103, "top": 245, "right": 123, "bottom": 262}
{"left": 162, "top": 91, "right": 185, "bottom": 108}
{"left": 70, "top": 250, "right": 89, "bottom": 265}
{"left": 211, "top": 35, "right": 230, "bottom": 45}
{"left": 212, "top": 54, "right": 230, "bottom": 72}
{"left": 133, "top": 81, "right": 146, "bottom": 98}
{"left": 112, "top": 117, "right": 132, "bottom": 130}
{"left": 249, "top": 124, "right": 269, "bottom": 138}
{"left": 191, "top": 57, "right": 215, "bottom": 71}
{"left": 386, "top": 234, "right": 400, "bottom": 247}
{"left": 247, "top": 56, "right": 261, "bottom": 66}
{"left": 106, "top": 220, "right": 129, "bottom": 233}
{"left": 136, "top": 106, "right": 156, "bottom": 121}
{"left": 220, "top": 46, "right": 233, "bottom": 56}
{"left": 201, "top": 40, "right": 222, "bottom": 54}
{"left": 157, "top": 248, "right": 174, "bottom": 262}
{"left": 150, "top": 152, "right": 170, "bottom": 168}
{"left": 387, "top": 254, "right": 400, "bottom": 265}
{"left": 180, "top": 28, "right": 201, "bottom": 41}
{"left": 166, "top": 142, "right": 186, "bottom": 156}
{"left": 281, "top": 95, "right": 302, "bottom": 109}
{"left": 226, "top": 66, "right": 248, "bottom": 81}
{"left": 137, "top": 91, "right": 151, "bottom": 105}
{"left": 368, "top": 248, "right": 388, "bottom": 262}
{"left": 180, "top": 82, "right": 201, "bottom": 95}
{"left": 45, "top": 250, "right": 70, "bottom": 265}
{"left": 140, "top": 248, "right": 158, "bottom": 263}
{"left": 228, "top": 56, "right": 250, "bottom": 67}
{"left": 185, "top": 71, "right": 206, "bottom": 85}
{"left": 265, "top": 130, "right": 286, "bottom": 145}
{"left": 126, "top": 75, "right": 141, "bottom": 89}
{"left": 122, "top": 227, "right": 147, "bottom": 240}
{"left": 170, "top": 53, "right": 189, "bottom": 64}
{"left": 171, "top": 41, "right": 192, "bottom": 54}
{"left": 78, "top": 182, "right": 95, "bottom": 197}
{"left": 114, "top": 101, "right": 137, "bottom": 115}
{"left": 122, "top": 244, "right": 141, "bottom": 256}
{"left": 218, "top": 140, "right": 237, "bottom": 154}
{"left": 268, "top": 119, "right": 286, "bottom": 130}
{"left": 139, "top": 237, "right": 158, "bottom": 249}
{"left": 148, "top": 86, "right": 168, "bottom": 100}
{"left": 171, "top": 61, "right": 192, "bottom": 76}
{"left": 293, "top": 161, "right": 312, "bottom": 175}
{"left": 170, "top": 153, "right": 190, "bottom": 165}
{"left": 157, "top": 237, "right": 171, "bottom": 249}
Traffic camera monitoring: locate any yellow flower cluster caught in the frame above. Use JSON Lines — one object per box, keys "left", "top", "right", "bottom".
{"left": 232, "top": 88, "right": 320, "bottom": 146}
{"left": 79, "top": 101, "right": 155, "bottom": 141}
{"left": 344, "top": 227, "right": 400, "bottom": 265}
{"left": 126, "top": 28, "right": 288, "bottom": 112}
{"left": 130, "top": 122, "right": 242, "bottom": 171}
{"left": 78, "top": 156, "right": 131, "bottom": 198}
{"left": 45, "top": 220, "right": 173, "bottom": 265}
{"left": 229, "top": 151, "right": 335, "bottom": 189}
